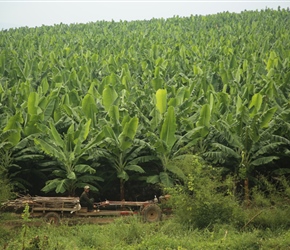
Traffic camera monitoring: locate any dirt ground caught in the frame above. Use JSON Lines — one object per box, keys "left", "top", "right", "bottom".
{"left": 1, "top": 213, "right": 140, "bottom": 229}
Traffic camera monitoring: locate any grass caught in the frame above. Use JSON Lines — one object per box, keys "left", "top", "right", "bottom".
{"left": 2, "top": 170, "right": 290, "bottom": 249}
{"left": 1, "top": 213, "right": 290, "bottom": 250}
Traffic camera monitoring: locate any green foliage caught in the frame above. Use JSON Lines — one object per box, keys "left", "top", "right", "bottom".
{"left": 0, "top": 177, "right": 12, "bottom": 203}
{"left": 96, "top": 104, "right": 148, "bottom": 200}
{"left": 2, "top": 216, "right": 290, "bottom": 249}
{"left": 0, "top": 144, "right": 13, "bottom": 202}
{"left": 20, "top": 203, "right": 31, "bottom": 249}
{"left": 155, "top": 89, "right": 167, "bottom": 114}
{"left": 251, "top": 175, "right": 290, "bottom": 207}
{"left": 165, "top": 156, "right": 244, "bottom": 229}
{"left": 0, "top": 8, "right": 290, "bottom": 206}
{"left": 34, "top": 120, "right": 103, "bottom": 196}
{"left": 246, "top": 175, "right": 290, "bottom": 230}
{"left": 245, "top": 207, "right": 290, "bottom": 231}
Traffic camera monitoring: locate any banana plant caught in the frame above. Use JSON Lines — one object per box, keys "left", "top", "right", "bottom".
{"left": 34, "top": 119, "right": 103, "bottom": 196}
{"left": 204, "top": 93, "right": 290, "bottom": 205}
{"left": 96, "top": 105, "right": 152, "bottom": 200}
{"left": 146, "top": 87, "right": 213, "bottom": 187}
{"left": 0, "top": 123, "right": 45, "bottom": 192}
{"left": 146, "top": 106, "right": 182, "bottom": 187}
{"left": 0, "top": 129, "right": 18, "bottom": 177}
{"left": 146, "top": 89, "right": 191, "bottom": 187}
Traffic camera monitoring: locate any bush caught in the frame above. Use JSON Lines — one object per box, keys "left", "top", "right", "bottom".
{"left": 0, "top": 175, "right": 13, "bottom": 204}
{"left": 251, "top": 175, "right": 290, "bottom": 207}
{"left": 244, "top": 175, "right": 290, "bottom": 230}
{"left": 165, "top": 156, "right": 244, "bottom": 229}
{"left": 254, "top": 207, "right": 290, "bottom": 230}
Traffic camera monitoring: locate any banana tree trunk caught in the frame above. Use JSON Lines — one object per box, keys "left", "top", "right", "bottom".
{"left": 120, "top": 179, "right": 125, "bottom": 201}
{"left": 244, "top": 178, "right": 250, "bottom": 207}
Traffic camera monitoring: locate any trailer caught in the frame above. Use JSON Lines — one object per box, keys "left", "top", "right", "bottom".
{"left": 1, "top": 195, "right": 164, "bottom": 225}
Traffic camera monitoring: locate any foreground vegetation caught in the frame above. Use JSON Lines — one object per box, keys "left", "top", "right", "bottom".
{"left": 1, "top": 7, "right": 290, "bottom": 249}
{"left": 0, "top": 7, "right": 290, "bottom": 203}
{"left": 2, "top": 157, "right": 290, "bottom": 249}
{"left": 2, "top": 210, "right": 290, "bottom": 250}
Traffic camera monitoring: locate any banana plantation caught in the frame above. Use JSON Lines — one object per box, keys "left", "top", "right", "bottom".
{"left": 0, "top": 8, "right": 290, "bottom": 203}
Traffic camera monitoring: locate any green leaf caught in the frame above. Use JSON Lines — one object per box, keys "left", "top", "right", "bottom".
{"left": 74, "top": 164, "right": 95, "bottom": 174}
{"left": 55, "top": 179, "right": 68, "bottom": 193}
{"left": 41, "top": 77, "right": 49, "bottom": 95}
{"left": 68, "top": 90, "right": 81, "bottom": 107}
{"left": 251, "top": 156, "right": 279, "bottom": 166}
{"left": 160, "top": 106, "right": 176, "bottom": 149}
{"left": 149, "top": 108, "right": 162, "bottom": 132}
{"left": 196, "top": 104, "right": 211, "bottom": 128}
{"left": 209, "top": 93, "right": 214, "bottom": 113}
{"left": 220, "top": 69, "right": 228, "bottom": 85}
{"left": 82, "top": 94, "right": 97, "bottom": 120}
{"left": 43, "top": 98, "right": 56, "bottom": 121}
{"left": 117, "top": 170, "right": 129, "bottom": 181}
{"left": 159, "top": 172, "right": 174, "bottom": 187}
{"left": 41, "top": 179, "right": 59, "bottom": 193}
{"left": 249, "top": 93, "right": 262, "bottom": 115}
{"left": 167, "top": 163, "right": 185, "bottom": 180}
{"left": 23, "top": 60, "right": 31, "bottom": 79}
{"left": 27, "top": 92, "right": 39, "bottom": 115}
{"left": 218, "top": 92, "right": 230, "bottom": 114}
{"left": 124, "top": 164, "right": 145, "bottom": 173}
{"left": 67, "top": 171, "right": 76, "bottom": 180}
{"left": 34, "top": 138, "right": 64, "bottom": 161}
{"left": 119, "top": 117, "right": 138, "bottom": 151}
{"left": 103, "top": 125, "right": 118, "bottom": 141}
{"left": 123, "top": 117, "right": 138, "bottom": 140}
{"left": 13, "top": 136, "right": 31, "bottom": 151}
{"left": 151, "top": 77, "right": 164, "bottom": 91}
{"left": 147, "top": 175, "right": 160, "bottom": 184}
{"left": 260, "top": 107, "right": 277, "bottom": 128}
{"left": 212, "top": 143, "right": 240, "bottom": 159}
{"left": 253, "top": 142, "right": 284, "bottom": 158}
{"left": 236, "top": 95, "right": 242, "bottom": 114}
{"left": 0, "top": 141, "right": 13, "bottom": 150}
{"left": 77, "top": 119, "right": 91, "bottom": 144}
{"left": 108, "top": 105, "right": 120, "bottom": 127}
{"left": 102, "top": 85, "right": 118, "bottom": 112}
{"left": 48, "top": 122, "right": 64, "bottom": 148}
{"left": 3, "top": 113, "right": 23, "bottom": 145}
{"left": 156, "top": 89, "right": 167, "bottom": 114}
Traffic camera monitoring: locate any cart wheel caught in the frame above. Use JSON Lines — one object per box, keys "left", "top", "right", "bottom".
{"left": 142, "top": 204, "right": 162, "bottom": 223}
{"left": 44, "top": 212, "right": 61, "bottom": 225}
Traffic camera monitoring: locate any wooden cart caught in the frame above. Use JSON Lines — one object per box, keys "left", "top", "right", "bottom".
{"left": 1, "top": 195, "right": 163, "bottom": 224}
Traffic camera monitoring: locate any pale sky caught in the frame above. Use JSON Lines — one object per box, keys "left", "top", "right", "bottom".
{"left": 0, "top": 1, "right": 289, "bottom": 30}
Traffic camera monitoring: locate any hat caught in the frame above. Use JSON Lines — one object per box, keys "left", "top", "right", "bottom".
{"left": 84, "top": 185, "right": 90, "bottom": 189}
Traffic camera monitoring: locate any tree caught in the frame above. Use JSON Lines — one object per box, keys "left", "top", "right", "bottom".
{"left": 145, "top": 89, "right": 209, "bottom": 187}
{"left": 34, "top": 119, "right": 103, "bottom": 196}
{"left": 204, "top": 93, "right": 290, "bottom": 205}
{"left": 0, "top": 129, "right": 17, "bottom": 201}
{"left": 96, "top": 105, "right": 152, "bottom": 200}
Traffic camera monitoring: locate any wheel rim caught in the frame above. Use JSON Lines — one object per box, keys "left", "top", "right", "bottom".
{"left": 146, "top": 208, "right": 159, "bottom": 222}
{"left": 47, "top": 216, "right": 58, "bottom": 224}
{"left": 45, "top": 213, "right": 60, "bottom": 225}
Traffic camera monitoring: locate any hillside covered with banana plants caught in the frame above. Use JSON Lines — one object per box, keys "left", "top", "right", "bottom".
{"left": 0, "top": 8, "right": 289, "bottom": 202}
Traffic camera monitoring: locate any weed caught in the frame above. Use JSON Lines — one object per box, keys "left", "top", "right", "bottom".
{"left": 21, "top": 203, "right": 31, "bottom": 250}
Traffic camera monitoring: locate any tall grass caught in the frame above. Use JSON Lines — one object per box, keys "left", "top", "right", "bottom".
{"left": 2, "top": 160, "right": 290, "bottom": 249}
{"left": 2, "top": 216, "right": 290, "bottom": 250}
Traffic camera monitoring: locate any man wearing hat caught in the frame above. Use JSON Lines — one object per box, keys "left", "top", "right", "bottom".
{"left": 80, "top": 185, "right": 95, "bottom": 212}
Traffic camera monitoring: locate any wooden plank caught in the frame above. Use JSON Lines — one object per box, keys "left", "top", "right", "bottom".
{"left": 32, "top": 207, "right": 75, "bottom": 212}
{"left": 97, "top": 200, "right": 151, "bottom": 207}
{"left": 76, "top": 210, "right": 137, "bottom": 216}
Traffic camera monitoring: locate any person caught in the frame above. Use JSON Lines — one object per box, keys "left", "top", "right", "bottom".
{"left": 80, "top": 185, "right": 95, "bottom": 212}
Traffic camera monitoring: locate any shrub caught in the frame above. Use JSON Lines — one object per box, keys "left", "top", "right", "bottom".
{"left": 165, "top": 156, "right": 244, "bottom": 229}
{"left": 0, "top": 174, "right": 13, "bottom": 204}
